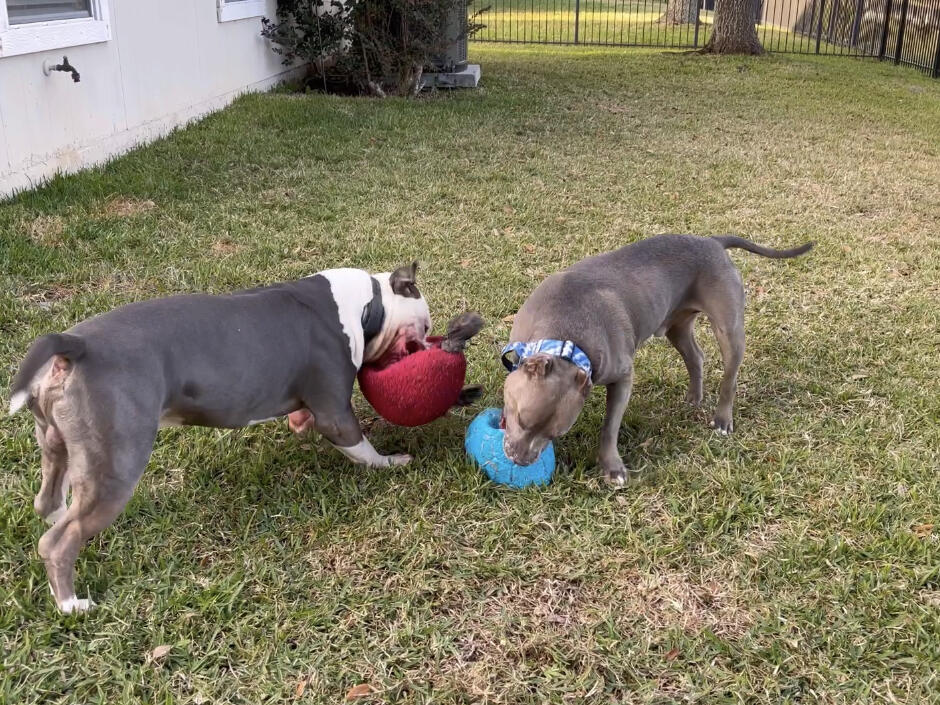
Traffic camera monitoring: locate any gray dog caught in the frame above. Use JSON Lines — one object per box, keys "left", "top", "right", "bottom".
{"left": 8, "top": 263, "right": 431, "bottom": 612}
{"left": 500, "top": 234, "right": 813, "bottom": 485}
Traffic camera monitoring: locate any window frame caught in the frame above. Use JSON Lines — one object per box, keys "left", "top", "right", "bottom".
{"left": 217, "top": 0, "right": 267, "bottom": 23}
{"left": 0, "top": 0, "right": 110, "bottom": 58}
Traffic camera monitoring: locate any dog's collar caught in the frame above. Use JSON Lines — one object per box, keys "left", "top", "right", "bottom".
{"left": 361, "top": 277, "right": 385, "bottom": 345}
{"left": 501, "top": 339, "right": 593, "bottom": 379}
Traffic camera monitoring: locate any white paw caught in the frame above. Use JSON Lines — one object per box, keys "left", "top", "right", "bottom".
{"left": 385, "top": 453, "right": 412, "bottom": 467}
{"left": 606, "top": 473, "right": 626, "bottom": 488}
{"left": 603, "top": 463, "right": 629, "bottom": 488}
{"left": 710, "top": 419, "right": 733, "bottom": 435}
{"left": 59, "top": 596, "right": 96, "bottom": 614}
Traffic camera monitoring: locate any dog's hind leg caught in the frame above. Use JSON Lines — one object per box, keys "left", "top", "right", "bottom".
{"left": 665, "top": 312, "right": 704, "bottom": 407}
{"left": 33, "top": 421, "right": 70, "bottom": 525}
{"left": 703, "top": 289, "right": 745, "bottom": 435}
{"left": 37, "top": 427, "right": 155, "bottom": 613}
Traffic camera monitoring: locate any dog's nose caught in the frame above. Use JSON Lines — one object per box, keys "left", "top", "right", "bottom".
{"left": 503, "top": 438, "right": 535, "bottom": 466}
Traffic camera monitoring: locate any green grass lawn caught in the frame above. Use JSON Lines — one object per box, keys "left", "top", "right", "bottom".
{"left": 2, "top": 45, "right": 939, "bottom": 703}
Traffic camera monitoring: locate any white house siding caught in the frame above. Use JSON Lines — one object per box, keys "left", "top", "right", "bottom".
{"left": 0, "top": 1, "right": 300, "bottom": 197}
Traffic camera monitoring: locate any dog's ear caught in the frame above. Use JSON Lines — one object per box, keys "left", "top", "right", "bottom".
{"left": 522, "top": 354, "right": 553, "bottom": 378}
{"left": 390, "top": 261, "right": 420, "bottom": 298}
{"left": 575, "top": 368, "right": 591, "bottom": 395}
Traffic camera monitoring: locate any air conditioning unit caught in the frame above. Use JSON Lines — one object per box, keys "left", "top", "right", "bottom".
{"left": 423, "top": 0, "right": 480, "bottom": 89}
{"left": 431, "top": 0, "right": 468, "bottom": 72}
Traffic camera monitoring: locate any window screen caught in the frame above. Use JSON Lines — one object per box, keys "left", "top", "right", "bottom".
{"left": 7, "top": 0, "right": 92, "bottom": 25}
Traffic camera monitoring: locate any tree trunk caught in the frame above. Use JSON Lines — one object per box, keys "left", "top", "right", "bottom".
{"left": 660, "top": 0, "right": 700, "bottom": 25}
{"left": 704, "top": 0, "right": 765, "bottom": 53}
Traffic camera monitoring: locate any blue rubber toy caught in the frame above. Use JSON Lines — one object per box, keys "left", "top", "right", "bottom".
{"left": 465, "top": 408, "right": 555, "bottom": 488}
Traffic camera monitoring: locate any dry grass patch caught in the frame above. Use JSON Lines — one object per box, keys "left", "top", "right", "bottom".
{"left": 440, "top": 577, "right": 595, "bottom": 698}
{"left": 94, "top": 271, "right": 157, "bottom": 296}
{"left": 608, "top": 568, "right": 757, "bottom": 638}
{"left": 22, "top": 214, "right": 64, "bottom": 245}
{"left": 99, "top": 196, "right": 156, "bottom": 218}
{"left": 740, "top": 521, "right": 791, "bottom": 558}
{"left": 210, "top": 239, "right": 243, "bottom": 257}
{"left": 18, "top": 282, "right": 78, "bottom": 306}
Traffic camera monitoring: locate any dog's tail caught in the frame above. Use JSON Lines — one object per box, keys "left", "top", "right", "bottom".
{"left": 712, "top": 235, "right": 814, "bottom": 259}
{"left": 8, "top": 333, "right": 85, "bottom": 415}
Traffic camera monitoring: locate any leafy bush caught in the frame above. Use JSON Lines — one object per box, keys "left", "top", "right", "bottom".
{"left": 261, "top": 0, "right": 486, "bottom": 97}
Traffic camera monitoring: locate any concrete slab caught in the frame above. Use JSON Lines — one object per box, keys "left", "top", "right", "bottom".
{"left": 420, "top": 64, "right": 481, "bottom": 90}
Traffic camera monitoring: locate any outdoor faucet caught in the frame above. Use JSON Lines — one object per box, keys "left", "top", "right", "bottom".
{"left": 44, "top": 56, "right": 80, "bottom": 83}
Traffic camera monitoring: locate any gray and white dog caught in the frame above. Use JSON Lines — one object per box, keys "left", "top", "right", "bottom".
{"left": 500, "top": 234, "right": 813, "bottom": 485}
{"left": 8, "top": 262, "right": 431, "bottom": 613}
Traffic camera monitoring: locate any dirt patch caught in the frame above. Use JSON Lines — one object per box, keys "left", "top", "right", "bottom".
{"left": 210, "top": 240, "right": 243, "bottom": 257}
{"left": 100, "top": 196, "right": 156, "bottom": 218}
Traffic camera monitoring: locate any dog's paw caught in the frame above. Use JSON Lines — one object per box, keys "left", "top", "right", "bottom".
{"left": 59, "top": 596, "right": 96, "bottom": 614}
{"left": 385, "top": 453, "right": 412, "bottom": 467}
{"left": 602, "top": 459, "right": 638, "bottom": 488}
{"left": 684, "top": 389, "right": 703, "bottom": 407}
{"left": 710, "top": 417, "right": 733, "bottom": 435}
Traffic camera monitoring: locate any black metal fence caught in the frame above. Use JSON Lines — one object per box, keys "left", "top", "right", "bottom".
{"left": 471, "top": 0, "right": 940, "bottom": 76}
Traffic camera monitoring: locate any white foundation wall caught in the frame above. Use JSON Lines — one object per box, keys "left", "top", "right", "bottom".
{"left": 0, "top": 1, "right": 300, "bottom": 198}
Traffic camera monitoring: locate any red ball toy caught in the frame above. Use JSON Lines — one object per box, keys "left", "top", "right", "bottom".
{"left": 358, "top": 313, "right": 483, "bottom": 427}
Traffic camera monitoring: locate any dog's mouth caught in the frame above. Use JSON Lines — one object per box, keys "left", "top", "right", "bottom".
{"left": 502, "top": 432, "right": 544, "bottom": 466}
{"left": 368, "top": 327, "right": 429, "bottom": 370}
{"left": 503, "top": 440, "right": 539, "bottom": 467}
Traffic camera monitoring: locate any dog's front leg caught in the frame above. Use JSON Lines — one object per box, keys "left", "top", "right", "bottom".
{"left": 335, "top": 436, "right": 412, "bottom": 468}
{"left": 598, "top": 369, "right": 634, "bottom": 487}
{"left": 313, "top": 404, "right": 411, "bottom": 468}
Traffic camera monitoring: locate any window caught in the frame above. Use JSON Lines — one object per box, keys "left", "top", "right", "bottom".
{"left": 0, "top": 0, "right": 110, "bottom": 57}
{"left": 8, "top": 1, "right": 91, "bottom": 25}
{"left": 217, "top": 0, "right": 268, "bottom": 23}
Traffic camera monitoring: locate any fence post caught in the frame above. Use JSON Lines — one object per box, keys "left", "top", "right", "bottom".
{"left": 826, "top": 0, "right": 841, "bottom": 43}
{"left": 893, "top": 0, "right": 909, "bottom": 64}
{"left": 934, "top": 20, "right": 940, "bottom": 77}
{"left": 693, "top": 0, "right": 701, "bottom": 47}
{"left": 815, "top": 0, "right": 827, "bottom": 53}
{"left": 573, "top": 0, "right": 581, "bottom": 44}
{"left": 878, "top": 0, "right": 893, "bottom": 59}
{"left": 849, "top": 0, "right": 864, "bottom": 48}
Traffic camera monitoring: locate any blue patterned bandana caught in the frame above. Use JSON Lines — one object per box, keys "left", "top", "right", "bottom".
{"left": 501, "top": 339, "right": 593, "bottom": 379}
